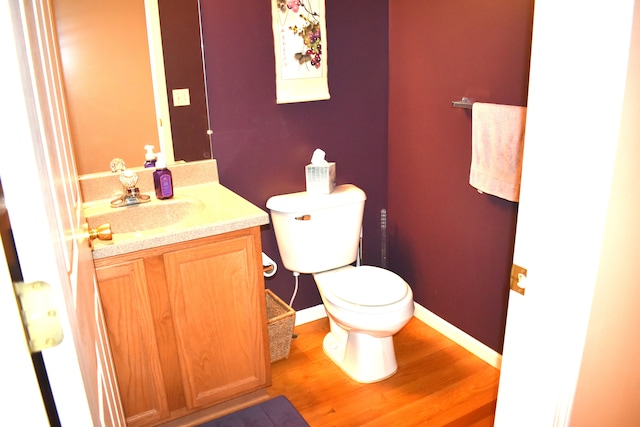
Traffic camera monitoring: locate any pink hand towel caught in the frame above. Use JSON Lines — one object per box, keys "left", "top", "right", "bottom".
{"left": 470, "top": 103, "right": 527, "bottom": 202}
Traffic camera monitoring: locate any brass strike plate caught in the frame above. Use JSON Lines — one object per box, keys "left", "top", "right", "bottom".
{"left": 510, "top": 264, "right": 527, "bottom": 295}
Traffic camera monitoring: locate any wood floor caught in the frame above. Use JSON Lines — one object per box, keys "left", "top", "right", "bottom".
{"left": 266, "top": 317, "right": 500, "bottom": 426}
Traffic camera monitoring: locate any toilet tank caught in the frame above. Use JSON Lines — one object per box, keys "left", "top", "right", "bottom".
{"left": 266, "top": 184, "right": 366, "bottom": 274}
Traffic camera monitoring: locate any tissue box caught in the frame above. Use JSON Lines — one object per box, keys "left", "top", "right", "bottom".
{"left": 305, "top": 162, "right": 336, "bottom": 194}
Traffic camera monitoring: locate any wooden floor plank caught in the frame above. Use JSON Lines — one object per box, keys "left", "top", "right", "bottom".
{"left": 267, "top": 317, "right": 500, "bottom": 426}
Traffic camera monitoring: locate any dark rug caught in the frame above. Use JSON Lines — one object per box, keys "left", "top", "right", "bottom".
{"left": 198, "top": 395, "right": 309, "bottom": 427}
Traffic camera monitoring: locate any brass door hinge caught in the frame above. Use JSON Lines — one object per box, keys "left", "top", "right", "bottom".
{"left": 13, "top": 281, "right": 64, "bottom": 353}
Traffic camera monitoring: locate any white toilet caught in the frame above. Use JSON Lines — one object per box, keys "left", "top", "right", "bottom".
{"left": 266, "top": 184, "right": 414, "bottom": 383}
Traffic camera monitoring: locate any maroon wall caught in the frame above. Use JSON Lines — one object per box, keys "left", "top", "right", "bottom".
{"left": 388, "top": 0, "right": 534, "bottom": 352}
{"left": 199, "top": 1, "right": 390, "bottom": 309}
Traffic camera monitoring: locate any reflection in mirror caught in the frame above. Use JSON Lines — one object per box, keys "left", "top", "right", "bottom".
{"left": 52, "top": 0, "right": 211, "bottom": 176}
{"left": 157, "top": 0, "right": 212, "bottom": 164}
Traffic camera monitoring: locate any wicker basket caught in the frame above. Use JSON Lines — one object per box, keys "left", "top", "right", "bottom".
{"left": 265, "top": 289, "right": 295, "bottom": 362}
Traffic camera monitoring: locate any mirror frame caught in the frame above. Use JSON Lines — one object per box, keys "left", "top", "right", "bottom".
{"left": 144, "top": 0, "right": 174, "bottom": 164}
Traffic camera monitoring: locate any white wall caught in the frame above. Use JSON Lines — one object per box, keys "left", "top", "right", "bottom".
{"left": 570, "top": 2, "right": 640, "bottom": 424}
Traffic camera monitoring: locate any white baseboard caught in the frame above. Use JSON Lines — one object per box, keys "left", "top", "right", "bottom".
{"left": 294, "top": 304, "right": 327, "bottom": 326}
{"left": 294, "top": 303, "right": 502, "bottom": 370}
{"left": 412, "top": 303, "right": 502, "bottom": 369}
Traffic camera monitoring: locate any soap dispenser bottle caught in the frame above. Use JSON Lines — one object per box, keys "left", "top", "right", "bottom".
{"left": 153, "top": 153, "right": 173, "bottom": 199}
{"left": 144, "top": 145, "right": 157, "bottom": 168}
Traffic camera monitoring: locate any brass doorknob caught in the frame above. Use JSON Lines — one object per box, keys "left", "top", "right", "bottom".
{"left": 89, "top": 223, "right": 113, "bottom": 241}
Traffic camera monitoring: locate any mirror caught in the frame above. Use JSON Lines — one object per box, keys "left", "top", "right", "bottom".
{"left": 52, "top": 0, "right": 211, "bottom": 175}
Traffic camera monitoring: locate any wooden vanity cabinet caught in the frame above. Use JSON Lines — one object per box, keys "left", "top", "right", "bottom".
{"left": 94, "top": 227, "right": 271, "bottom": 427}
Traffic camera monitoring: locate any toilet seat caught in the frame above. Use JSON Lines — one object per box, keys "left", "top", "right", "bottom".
{"left": 316, "top": 266, "right": 410, "bottom": 308}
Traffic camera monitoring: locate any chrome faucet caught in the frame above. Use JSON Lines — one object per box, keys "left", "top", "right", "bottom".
{"left": 109, "top": 159, "right": 151, "bottom": 207}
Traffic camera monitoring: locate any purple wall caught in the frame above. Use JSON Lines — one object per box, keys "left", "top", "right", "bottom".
{"left": 194, "top": 0, "right": 533, "bottom": 353}
{"left": 158, "top": 0, "right": 211, "bottom": 162}
{"left": 199, "top": 0, "right": 390, "bottom": 309}
{"left": 388, "top": 0, "right": 534, "bottom": 352}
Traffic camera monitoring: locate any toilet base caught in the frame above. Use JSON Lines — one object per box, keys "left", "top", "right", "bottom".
{"left": 322, "top": 330, "right": 398, "bottom": 383}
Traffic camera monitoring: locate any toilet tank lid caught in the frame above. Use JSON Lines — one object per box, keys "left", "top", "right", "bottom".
{"left": 266, "top": 184, "right": 366, "bottom": 213}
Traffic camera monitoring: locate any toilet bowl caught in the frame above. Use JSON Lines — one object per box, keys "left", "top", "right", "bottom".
{"left": 266, "top": 184, "right": 415, "bottom": 383}
{"left": 314, "top": 265, "right": 414, "bottom": 383}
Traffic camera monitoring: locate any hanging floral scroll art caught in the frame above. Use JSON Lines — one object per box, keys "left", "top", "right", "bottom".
{"left": 272, "top": 0, "right": 330, "bottom": 104}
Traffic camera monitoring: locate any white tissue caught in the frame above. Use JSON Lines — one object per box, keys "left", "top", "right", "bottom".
{"left": 311, "top": 148, "right": 329, "bottom": 165}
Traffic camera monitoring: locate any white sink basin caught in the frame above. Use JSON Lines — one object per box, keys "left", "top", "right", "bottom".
{"left": 85, "top": 196, "right": 205, "bottom": 234}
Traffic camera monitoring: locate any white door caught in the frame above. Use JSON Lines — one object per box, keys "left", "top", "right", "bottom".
{"left": 0, "top": 228, "right": 50, "bottom": 426}
{"left": 0, "top": 1, "right": 124, "bottom": 426}
{"left": 494, "top": 1, "right": 636, "bottom": 426}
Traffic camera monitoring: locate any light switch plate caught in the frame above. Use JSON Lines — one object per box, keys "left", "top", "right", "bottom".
{"left": 172, "top": 88, "right": 190, "bottom": 107}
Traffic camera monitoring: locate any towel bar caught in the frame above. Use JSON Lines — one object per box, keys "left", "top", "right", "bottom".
{"left": 452, "top": 97, "right": 474, "bottom": 109}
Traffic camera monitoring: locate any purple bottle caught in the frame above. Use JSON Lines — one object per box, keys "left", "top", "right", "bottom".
{"left": 144, "top": 145, "right": 157, "bottom": 168}
{"left": 153, "top": 153, "right": 173, "bottom": 199}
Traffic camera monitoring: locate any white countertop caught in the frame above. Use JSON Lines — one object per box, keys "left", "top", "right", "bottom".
{"left": 81, "top": 160, "right": 269, "bottom": 259}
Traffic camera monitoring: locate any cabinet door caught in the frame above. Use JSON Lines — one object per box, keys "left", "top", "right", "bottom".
{"left": 164, "top": 227, "right": 269, "bottom": 409}
{"left": 96, "top": 259, "right": 170, "bottom": 426}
